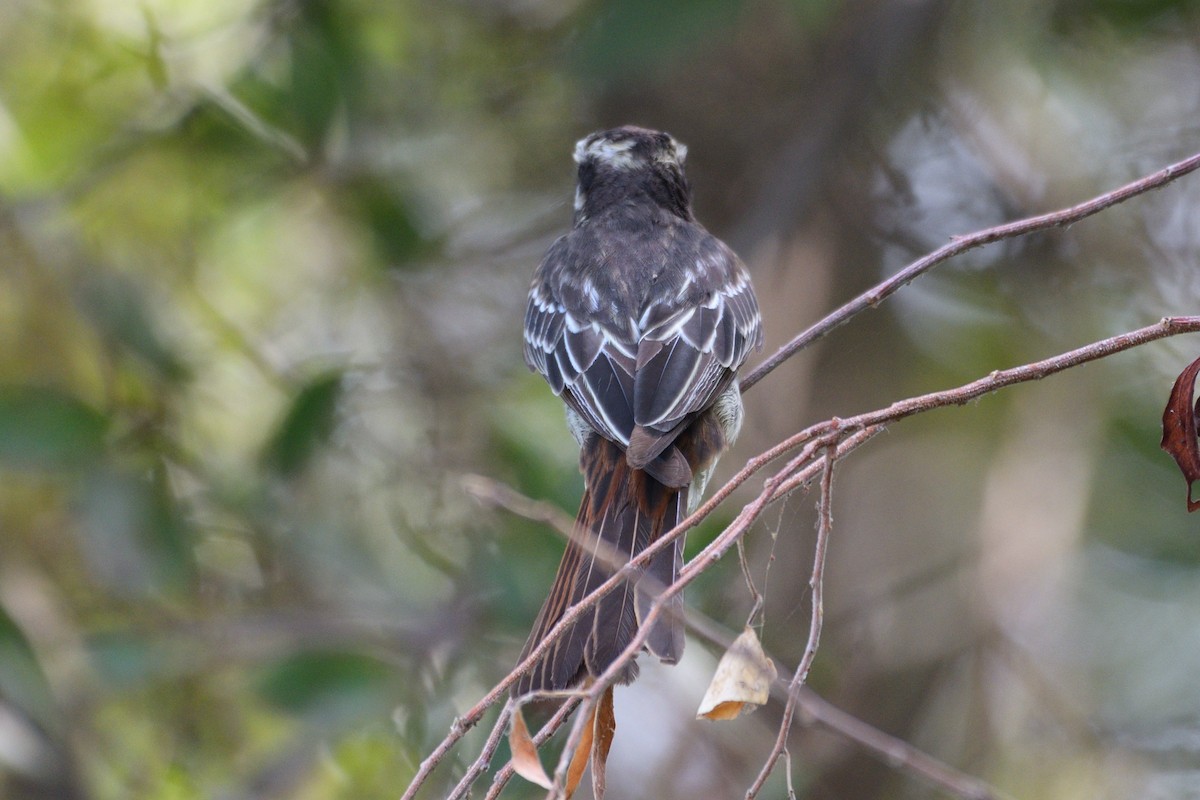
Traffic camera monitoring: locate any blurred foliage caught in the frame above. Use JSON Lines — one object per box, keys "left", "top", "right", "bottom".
{"left": 0, "top": 0, "right": 1199, "bottom": 799}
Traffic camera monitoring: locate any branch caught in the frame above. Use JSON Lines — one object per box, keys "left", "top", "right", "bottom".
{"left": 741, "top": 150, "right": 1200, "bottom": 391}
{"left": 404, "top": 316, "right": 1200, "bottom": 798}
{"left": 539, "top": 431, "right": 875, "bottom": 792}
{"left": 467, "top": 471, "right": 1003, "bottom": 800}
{"left": 746, "top": 447, "right": 836, "bottom": 799}
{"left": 402, "top": 143, "right": 1200, "bottom": 798}
{"left": 831, "top": 315, "right": 1200, "bottom": 433}
{"left": 484, "top": 697, "right": 581, "bottom": 800}
{"left": 682, "top": 315, "right": 1200, "bottom": 598}
{"left": 445, "top": 700, "right": 513, "bottom": 800}
{"left": 536, "top": 314, "right": 1200, "bottom": 794}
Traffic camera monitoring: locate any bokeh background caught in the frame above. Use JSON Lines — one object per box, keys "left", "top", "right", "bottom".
{"left": 2, "top": 1, "right": 1200, "bottom": 798}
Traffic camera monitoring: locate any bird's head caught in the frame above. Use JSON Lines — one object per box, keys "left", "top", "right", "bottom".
{"left": 571, "top": 126, "right": 692, "bottom": 222}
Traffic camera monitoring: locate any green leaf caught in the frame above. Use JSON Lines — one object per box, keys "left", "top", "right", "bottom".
{"left": 0, "top": 386, "right": 108, "bottom": 470}
{"left": 75, "top": 466, "right": 195, "bottom": 596}
{"left": 287, "top": 4, "right": 359, "bottom": 149}
{"left": 74, "top": 272, "right": 189, "bottom": 383}
{"left": 256, "top": 650, "right": 392, "bottom": 719}
{"left": 343, "top": 176, "right": 433, "bottom": 268}
{"left": 262, "top": 373, "right": 344, "bottom": 477}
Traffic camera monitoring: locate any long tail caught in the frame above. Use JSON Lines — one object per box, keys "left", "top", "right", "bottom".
{"left": 513, "top": 435, "right": 686, "bottom": 696}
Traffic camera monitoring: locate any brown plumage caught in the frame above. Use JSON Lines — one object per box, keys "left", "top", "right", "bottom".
{"left": 515, "top": 406, "right": 728, "bottom": 693}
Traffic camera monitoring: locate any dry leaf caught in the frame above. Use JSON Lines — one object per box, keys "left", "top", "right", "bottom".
{"left": 564, "top": 702, "right": 597, "bottom": 799}
{"left": 1161, "top": 355, "right": 1200, "bottom": 512}
{"left": 592, "top": 685, "right": 616, "bottom": 799}
{"left": 697, "top": 627, "right": 778, "bottom": 720}
{"left": 509, "top": 707, "right": 553, "bottom": 789}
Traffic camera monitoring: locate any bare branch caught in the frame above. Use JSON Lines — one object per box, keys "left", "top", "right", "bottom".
{"left": 445, "top": 700, "right": 513, "bottom": 800}
{"left": 404, "top": 316, "right": 1200, "bottom": 798}
{"left": 531, "top": 315, "right": 1200, "bottom": 795}
{"left": 746, "top": 447, "right": 836, "bottom": 799}
{"left": 833, "top": 316, "right": 1200, "bottom": 433}
{"left": 402, "top": 716, "right": 471, "bottom": 800}
{"left": 402, "top": 140, "right": 1200, "bottom": 800}
{"left": 741, "top": 150, "right": 1200, "bottom": 391}
{"left": 484, "top": 698, "right": 581, "bottom": 800}
{"left": 462, "top": 474, "right": 578, "bottom": 540}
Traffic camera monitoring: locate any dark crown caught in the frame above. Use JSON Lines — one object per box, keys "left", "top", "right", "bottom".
{"left": 572, "top": 126, "right": 692, "bottom": 222}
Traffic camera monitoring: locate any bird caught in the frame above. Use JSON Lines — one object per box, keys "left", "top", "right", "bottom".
{"left": 516, "top": 125, "right": 762, "bottom": 696}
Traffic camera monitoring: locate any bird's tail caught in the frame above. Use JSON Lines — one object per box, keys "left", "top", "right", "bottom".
{"left": 513, "top": 435, "right": 686, "bottom": 696}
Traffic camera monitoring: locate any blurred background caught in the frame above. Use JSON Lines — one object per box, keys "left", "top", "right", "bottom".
{"left": 1, "top": 0, "right": 1199, "bottom": 798}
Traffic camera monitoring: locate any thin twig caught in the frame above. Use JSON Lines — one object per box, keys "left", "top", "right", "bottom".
{"left": 537, "top": 316, "right": 1200, "bottom": 791}
{"left": 484, "top": 697, "right": 581, "bottom": 800}
{"left": 403, "top": 147, "right": 1200, "bottom": 799}
{"left": 746, "top": 446, "right": 836, "bottom": 799}
{"left": 757, "top": 315, "right": 1200, "bottom": 506}
{"left": 740, "top": 150, "right": 1200, "bottom": 391}
{"left": 402, "top": 316, "right": 1200, "bottom": 799}
{"left": 736, "top": 537, "right": 763, "bottom": 628}
{"left": 462, "top": 474, "right": 579, "bottom": 540}
{"left": 445, "top": 700, "right": 513, "bottom": 800}
{"left": 825, "top": 316, "right": 1200, "bottom": 434}
{"left": 402, "top": 716, "right": 471, "bottom": 800}
{"left": 542, "top": 432, "right": 874, "bottom": 793}
{"left": 784, "top": 745, "right": 797, "bottom": 799}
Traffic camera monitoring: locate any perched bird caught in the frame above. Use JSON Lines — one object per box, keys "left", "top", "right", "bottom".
{"left": 517, "top": 126, "right": 762, "bottom": 695}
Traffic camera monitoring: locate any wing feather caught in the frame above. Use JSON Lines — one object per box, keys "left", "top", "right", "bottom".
{"left": 522, "top": 221, "right": 762, "bottom": 453}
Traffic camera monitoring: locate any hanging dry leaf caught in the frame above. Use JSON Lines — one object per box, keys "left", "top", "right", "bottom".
{"left": 1161, "top": 354, "right": 1200, "bottom": 512}
{"left": 591, "top": 686, "right": 616, "bottom": 799}
{"left": 509, "top": 706, "right": 553, "bottom": 789}
{"left": 697, "top": 627, "right": 778, "bottom": 720}
{"left": 564, "top": 702, "right": 597, "bottom": 799}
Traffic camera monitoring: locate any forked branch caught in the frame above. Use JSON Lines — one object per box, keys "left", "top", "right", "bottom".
{"left": 401, "top": 149, "right": 1200, "bottom": 799}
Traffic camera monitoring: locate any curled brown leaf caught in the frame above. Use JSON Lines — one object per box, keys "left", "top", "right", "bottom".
{"left": 564, "top": 702, "right": 596, "bottom": 799}
{"left": 592, "top": 686, "right": 616, "bottom": 799}
{"left": 1161, "top": 355, "right": 1200, "bottom": 512}
{"left": 509, "top": 707, "right": 553, "bottom": 789}
{"left": 697, "top": 627, "right": 778, "bottom": 720}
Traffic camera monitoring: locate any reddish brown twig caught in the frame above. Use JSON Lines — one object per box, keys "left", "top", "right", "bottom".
{"left": 403, "top": 316, "right": 1200, "bottom": 798}
{"left": 484, "top": 697, "right": 581, "bottom": 800}
{"left": 401, "top": 145, "right": 1200, "bottom": 799}
{"left": 746, "top": 446, "right": 837, "bottom": 799}
{"left": 541, "top": 431, "right": 874, "bottom": 791}
{"left": 740, "top": 150, "right": 1200, "bottom": 391}
{"left": 538, "top": 315, "right": 1200, "bottom": 796}
{"left": 445, "top": 700, "right": 513, "bottom": 800}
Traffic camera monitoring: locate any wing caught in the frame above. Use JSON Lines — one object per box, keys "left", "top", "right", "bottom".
{"left": 523, "top": 237, "right": 640, "bottom": 447}
{"left": 627, "top": 236, "right": 762, "bottom": 464}
{"left": 634, "top": 243, "right": 760, "bottom": 425}
{"left": 524, "top": 225, "right": 762, "bottom": 457}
